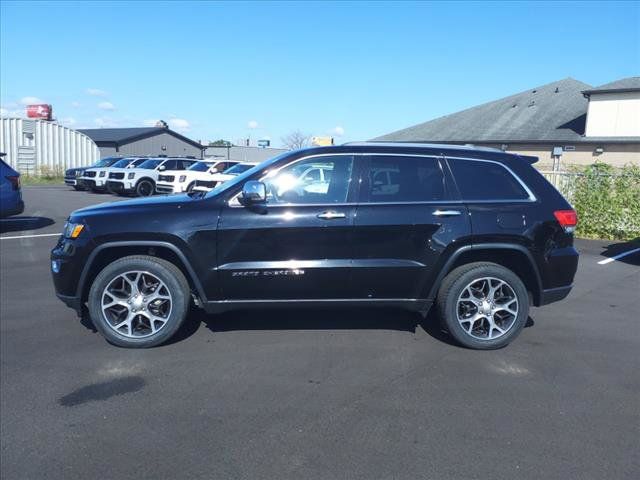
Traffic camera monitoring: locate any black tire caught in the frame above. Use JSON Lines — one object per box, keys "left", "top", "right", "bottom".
{"left": 135, "top": 179, "right": 154, "bottom": 197}
{"left": 136, "top": 179, "right": 156, "bottom": 197}
{"left": 186, "top": 181, "right": 196, "bottom": 193}
{"left": 73, "top": 185, "right": 83, "bottom": 191}
{"left": 88, "top": 255, "right": 191, "bottom": 348}
{"left": 436, "top": 262, "right": 529, "bottom": 350}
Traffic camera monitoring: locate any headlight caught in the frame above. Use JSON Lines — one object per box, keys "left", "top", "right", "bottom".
{"left": 128, "top": 172, "right": 136, "bottom": 179}
{"left": 63, "top": 222, "right": 85, "bottom": 239}
{"left": 99, "top": 171, "right": 106, "bottom": 177}
{"left": 179, "top": 175, "right": 187, "bottom": 183}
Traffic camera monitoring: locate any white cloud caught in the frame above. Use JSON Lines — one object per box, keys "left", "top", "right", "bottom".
{"left": 97, "top": 101, "right": 115, "bottom": 111}
{"left": 59, "top": 117, "right": 76, "bottom": 126}
{"left": 1, "top": 106, "right": 24, "bottom": 117}
{"left": 332, "top": 126, "right": 345, "bottom": 137}
{"left": 247, "top": 120, "right": 258, "bottom": 129}
{"left": 86, "top": 88, "right": 107, "bottom": 97}
{"left": 71, "top": 101, "right": 81, "bottom": 108}
{"left": 20, "top": 96, "right": 44, "bottom": 105}
{"left": 168, "top": 118, "right": 190, "bottom": 132}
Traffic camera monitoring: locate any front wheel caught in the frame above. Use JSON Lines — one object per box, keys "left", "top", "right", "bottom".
{"left": 88, "top": 255, "right": 191, "bottom": 348}
{"left": 437, "top": 262, "right": 529, "bottom": 349}
{"left": 135, "top": 179, "right": 154, "bottom": 197}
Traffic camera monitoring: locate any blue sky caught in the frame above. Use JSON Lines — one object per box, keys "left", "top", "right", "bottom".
{"left": 1, "top": 1, "right": 638, "bottom": 147}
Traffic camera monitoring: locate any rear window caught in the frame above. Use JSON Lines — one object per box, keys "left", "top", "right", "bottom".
{"left": 449, "top": 160, "right": 530, "bottom": 201}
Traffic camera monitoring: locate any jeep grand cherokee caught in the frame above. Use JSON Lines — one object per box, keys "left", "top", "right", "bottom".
{"left": 51, "top": 143, "right": 578, "bottom": 349}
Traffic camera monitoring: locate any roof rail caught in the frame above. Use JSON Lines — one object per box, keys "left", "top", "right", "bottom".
{"left": 344, "top": 141, "right": 504, "bottom": 153}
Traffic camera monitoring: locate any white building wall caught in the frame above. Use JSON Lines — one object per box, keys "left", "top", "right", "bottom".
{"left": 0, "top": 117, "right": 100, "bottom": 174}
{"left": 585, "top": 91, "right": 640, "bottom": 137}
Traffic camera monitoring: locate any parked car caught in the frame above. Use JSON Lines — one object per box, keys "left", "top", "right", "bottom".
{"left": 102, "top": 157, "right": 150, "bottom": 193}
{"left": 65, "top": 156, "right": 122, "bottom": 191}
{"left": 156, "top": 160, "right": 239, "bottom": 194}
{"left": 0, "top": 156, "right": 24, "bottom": 218}
{"left": 76, "top": 156, "right": 124, "bottom": 192}
{"left": 106, "top": 157, "right": 197, "bottom": 197}
{"left": 51, "top": 142, "right": 579, "bottom": 349}
{"left": 191, "top": 162, "right": 258, "bottom": 192}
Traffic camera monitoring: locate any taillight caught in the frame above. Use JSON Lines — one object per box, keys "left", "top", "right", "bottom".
{"left": 554, "top": 209, "right": 577, "bottom": 233}
{"left": 6, "top": 175, "right": 20, "bottom": 191}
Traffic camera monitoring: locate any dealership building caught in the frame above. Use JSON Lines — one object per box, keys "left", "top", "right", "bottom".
{"left": 375, "top": 77, "right": 640, "bottom": 168}
{"left": 204, "top": 145, "right": 287, "bottom": 163}
{"left": 79, "top": 126, "right": 205, "bottom": 159}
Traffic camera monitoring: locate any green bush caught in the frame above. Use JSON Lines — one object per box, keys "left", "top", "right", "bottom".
{"left": 570, "top": 163, "right": 640, "bottom": 240}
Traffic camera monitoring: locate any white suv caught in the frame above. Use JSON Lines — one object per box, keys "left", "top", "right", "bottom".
{"left": 155, "top": 160, "right": 239, "bottom": 194}
{"left": 106, "top": 157, "right": 197, "bottom": 197}
{"left": 192, "top": 162, "right": 259, "bottom": 193}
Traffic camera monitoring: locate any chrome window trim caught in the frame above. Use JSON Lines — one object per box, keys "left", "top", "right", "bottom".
{"left": 227, "top": 151, "right": 537, "bottom": 207}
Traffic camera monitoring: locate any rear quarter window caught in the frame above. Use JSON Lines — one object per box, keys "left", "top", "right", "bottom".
{"left": 449, "top": 159, "right": 530, "bottom": 201}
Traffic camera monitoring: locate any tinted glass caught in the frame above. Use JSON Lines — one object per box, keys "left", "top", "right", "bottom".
{"left": 225, "top": 164, "right": 254, "bottom": 175}
{"left": 363, "top": 155, "right": 445, "bottom": 202}
{"left": 138, "top": 159, "right": 163, "bottom": 169}
{"left": 112, "top": 158, "right": 136, "bottom": 168}
{"left": 188, "top": 162, "right": 211, "bottom": 172}
{"left": 449, "top": 160, "right": 529, "bottom": 200}
{"left": 262, "top": 155, "right": 353, "bottom": 204}
{"left": 95, "top": 157, "right": 120, "bottom": 167}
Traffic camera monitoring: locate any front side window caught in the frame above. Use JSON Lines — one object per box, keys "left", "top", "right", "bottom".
{"left": 262, "top": 155, "right": 354, "bottom": 205}
{"left": 362, "top": 155, "right": 446, "bottom": 202}
{"left": 449, "top": 159, "right": 530, "bottom": 200}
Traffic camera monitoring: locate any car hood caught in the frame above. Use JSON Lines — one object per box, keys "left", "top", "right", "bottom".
{"left": 70, "top": 194, "right": 199, "bottom": 220}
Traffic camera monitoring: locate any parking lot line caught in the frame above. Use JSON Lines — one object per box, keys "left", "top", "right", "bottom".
{"left": 597, "top": 247, "right": 640, "bottom": 265}
{"left": 0, "top": 232, "right": 61, "bottom": 241}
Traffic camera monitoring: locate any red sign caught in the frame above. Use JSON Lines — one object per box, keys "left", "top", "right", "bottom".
{"left": 26, "top": 104, "right": 52, "bottom": 120}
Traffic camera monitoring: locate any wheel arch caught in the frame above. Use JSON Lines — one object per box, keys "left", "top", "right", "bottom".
{"left": 77, "top": 241, "right": 206, "bottom": 304}
{"left": 427, "top": 243, "right": 543, "bottom": 306}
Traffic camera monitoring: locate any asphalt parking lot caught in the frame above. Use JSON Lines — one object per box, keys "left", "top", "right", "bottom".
{"left": 1, "top": 186, "right": 638, "bottom": 480}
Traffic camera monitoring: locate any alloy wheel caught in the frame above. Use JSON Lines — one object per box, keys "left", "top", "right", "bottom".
{"left": 456, "top": 277, "right": 519, "bottom": 340}
{"left": 101, "top": 271, "right": 173, "bottom": 338}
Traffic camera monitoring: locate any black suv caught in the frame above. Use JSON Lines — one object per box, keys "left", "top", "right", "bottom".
{"left": 51, "top": 143, "right": 578, "bottom": 349}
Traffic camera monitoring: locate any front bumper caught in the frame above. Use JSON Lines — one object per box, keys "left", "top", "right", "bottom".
{"left": 156, "top": 182, "right": 179, "bottom": 194}
{"left": 64, "top": 178, "right": 77, "bottom": 186}
{"left": 51, "top": 235, "right": 93, "bottom": 314}
{"left": 80, "top": 178, "right": 107, "bottom": 190}
{"left": 106, "top": 180, "right": 134, "bottom": 194}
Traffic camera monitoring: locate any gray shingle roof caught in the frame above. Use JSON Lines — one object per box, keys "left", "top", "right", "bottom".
{"left": 582, "top": 76, "right": 640, "bottom": 95}
{"left": 78, "top": 127, "right": 204, "bottom": 149}
{"left": 374, "top": 78, "right": 599, "bottom": 143}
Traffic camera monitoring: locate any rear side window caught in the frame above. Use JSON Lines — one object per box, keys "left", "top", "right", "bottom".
{"left": 449, "top": 159, "right": 530, "bottom": 201}
{"left": 362, "top": 155, "right": 446, "bottom": 202}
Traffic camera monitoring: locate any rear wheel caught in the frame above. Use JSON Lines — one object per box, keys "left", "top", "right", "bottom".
{"left": 437, "top": 262, "right": 529, "bottom": 349}
{"left": 135, "top": 179, "right": 154, "bottom": 197}
{"left": 88, "top": 255, "right": 190, "bottom": 348}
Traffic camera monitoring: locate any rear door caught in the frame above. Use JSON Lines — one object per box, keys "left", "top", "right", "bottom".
{"left": 351, "top": 154, "right": 471, "bottom": 300}
{"left": 216, "top": 153, "right": 359, "bottom": 300}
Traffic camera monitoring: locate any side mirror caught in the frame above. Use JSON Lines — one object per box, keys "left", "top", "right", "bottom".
{"left": 158, "top": 165, "right": 166, "bottom": 171}
{"left": 241, "top": 181, "right": 267, "bottom": 204}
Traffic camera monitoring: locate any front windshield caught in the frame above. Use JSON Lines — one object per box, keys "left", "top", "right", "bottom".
{"left": 112, "top": 158, "right": 134, "bottom": 168}
{"left": 137, "top": 159, "right": 163, "bottom": 169}
{"left": 224, "top": 163, "right": 255, "bottom": 175}
{"left": 188, "top": 162, "right": 211, "bottom": 172}
{"left": 94, "top": 157, "right": 119, "bottom": 167}
{"left": 205, "top": 152, "right": 292, "bottom": 198}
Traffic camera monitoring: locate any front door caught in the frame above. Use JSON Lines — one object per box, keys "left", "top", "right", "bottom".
{"left": 217, "top": 154, "right": 358, "bottom": 300}
{"left": 351, "top": 154, "right": 471, "bottom": 301}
